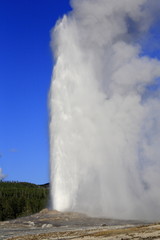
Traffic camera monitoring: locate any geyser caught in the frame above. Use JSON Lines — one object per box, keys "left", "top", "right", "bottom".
{"left": 0, "top": 168, "right": 5, "bottom": 181}
{"left": 50, "top": 0, "right": 160, "bottom": 220}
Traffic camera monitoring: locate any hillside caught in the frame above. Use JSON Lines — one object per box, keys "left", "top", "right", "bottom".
{"left": 0, "top": 181, "right": 49, "bottom": 221}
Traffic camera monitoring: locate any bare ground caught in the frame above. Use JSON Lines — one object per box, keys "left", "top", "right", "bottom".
{"left": 0, "top": 209, "right": 159, "bottom": 240}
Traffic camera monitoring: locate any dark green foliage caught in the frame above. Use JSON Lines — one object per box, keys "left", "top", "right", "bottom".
{"left": 0, "top": 181, "right": 49, "bottom": 221}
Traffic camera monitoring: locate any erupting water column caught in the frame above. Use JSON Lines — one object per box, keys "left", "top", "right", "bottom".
{"left": 50, "top": 0, "right": 160, "bottom": 220}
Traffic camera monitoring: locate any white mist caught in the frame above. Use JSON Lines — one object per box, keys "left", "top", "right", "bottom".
{"left": 50, "top": 0, "right": 160, "bottom": 220}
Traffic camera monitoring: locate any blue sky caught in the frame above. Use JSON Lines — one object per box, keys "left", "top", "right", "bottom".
{"left": 0, "top": 1, "right": 160, "bottom": 185}
{"left": 0, "top": 0, "right": 71, "bottom": 184}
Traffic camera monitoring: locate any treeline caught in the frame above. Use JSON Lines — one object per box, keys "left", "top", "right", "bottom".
{"left": 0, "top": 181, "right": 49, "bottom": 221}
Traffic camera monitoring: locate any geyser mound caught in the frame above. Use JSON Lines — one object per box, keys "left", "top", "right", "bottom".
{"left": 50, "top": 0, "right": 160, "bottom": 221}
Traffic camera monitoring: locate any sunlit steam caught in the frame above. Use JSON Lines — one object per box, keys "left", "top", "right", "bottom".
{"left": 50, "top": 0, "right": 160, "bottom": 220}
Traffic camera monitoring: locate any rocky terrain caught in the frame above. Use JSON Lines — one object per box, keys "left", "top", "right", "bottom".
{"left": 0, "top": 209, "right": 159, "bottom": 240}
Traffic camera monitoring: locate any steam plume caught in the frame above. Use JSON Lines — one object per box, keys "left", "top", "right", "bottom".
{"left": 0, "top": 168, "right": 6, "bottom": 181}
{"left": 50, "top": 0, "right": 160, "bottom": 220}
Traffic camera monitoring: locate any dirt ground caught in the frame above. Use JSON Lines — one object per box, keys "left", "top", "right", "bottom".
{"left": 0, "top": 209, "right": 159, "bottom": 240}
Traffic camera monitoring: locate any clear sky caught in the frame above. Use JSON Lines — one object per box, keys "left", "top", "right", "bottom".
{"left": 0, "top": 0, "right": 71, "bottom": 184}
{"left": 1, "top": 0, "right": 160, "bottom": 185}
